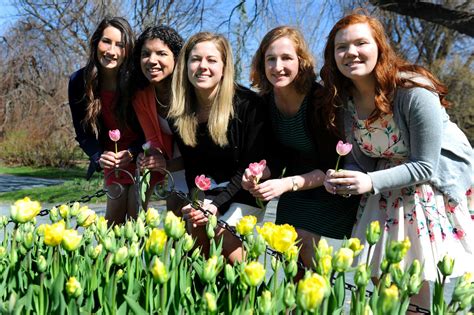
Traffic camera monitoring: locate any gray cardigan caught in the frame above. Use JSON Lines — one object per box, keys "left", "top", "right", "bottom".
{"left": 344, "top": 85, "right": 473, "bottom": 204}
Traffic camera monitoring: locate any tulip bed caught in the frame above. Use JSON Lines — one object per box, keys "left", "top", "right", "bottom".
{"left": 1, "top": 197, "right": 473, "bottom": 314}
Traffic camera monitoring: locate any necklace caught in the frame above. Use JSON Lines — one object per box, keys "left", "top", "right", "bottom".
{"left": 155, "top": 94, "right": 168, "bottom": 108}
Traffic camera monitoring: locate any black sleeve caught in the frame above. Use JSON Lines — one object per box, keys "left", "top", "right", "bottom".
{"left": 68, "top": 69, "right": 103, "bottom": 177}
{"left": 211, "top": 89, "right": 266, "bottom": 212}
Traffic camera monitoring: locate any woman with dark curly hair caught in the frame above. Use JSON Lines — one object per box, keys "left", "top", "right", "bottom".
{"left": 68, "top": 16, "right": 143, "bottom": 225}
{"left": 131, "top": 25, "right": 186, "bottom": 211}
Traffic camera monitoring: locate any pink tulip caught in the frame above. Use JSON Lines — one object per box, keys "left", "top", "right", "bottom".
{"left": 195, "top": 175, "right": 211, "bottom": 191}
{"left": 248, "top": 160, "right": 266, "bottom": 179}
{"left": 336, "top": 141, "right": 352, "bottom": 156}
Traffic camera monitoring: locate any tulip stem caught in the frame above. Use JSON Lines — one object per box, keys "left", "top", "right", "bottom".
{"left": 335, "top": 155, "right": 341, "bottom": 172}
{"left": 227, "top": 283, "right": 232, "bottom": 313}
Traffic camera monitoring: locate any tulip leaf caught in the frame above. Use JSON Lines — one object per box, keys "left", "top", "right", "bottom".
{"left": 124, "top": 294, "right": 147, "bottom": 314}
{"left": 117, "top": 300, "right": 128, "bottom": 315}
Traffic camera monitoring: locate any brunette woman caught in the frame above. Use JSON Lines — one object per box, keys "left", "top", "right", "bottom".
{"left": 68, "top": 17, "right": 142, "bottom": 225}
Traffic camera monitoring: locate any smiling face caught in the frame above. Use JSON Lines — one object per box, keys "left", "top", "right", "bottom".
{"left": 334, "top": 22, "right": 378, "bottom": 83}
{"left": 264, "top": 37, "right": 299, "bottom": 91}
{"left": 96, "top": 26, "right": 125, "bottom": 72}
{"left": 187, "top": 41, "right": 224, "bottom": 97}
{"left": 140, "top": 38, "right": 175, "bottom": 86}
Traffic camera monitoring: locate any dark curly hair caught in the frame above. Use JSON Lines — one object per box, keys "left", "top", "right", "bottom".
{"left": 132, "top": 25, "right": 184, "bottom": 91}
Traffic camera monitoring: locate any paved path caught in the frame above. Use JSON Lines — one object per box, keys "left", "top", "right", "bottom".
{"left": 0, "top": 174, "right": 64, "bottom": 193}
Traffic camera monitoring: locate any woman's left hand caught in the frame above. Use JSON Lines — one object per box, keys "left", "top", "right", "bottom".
{"left": 325, "top": 169, "right": 373, "bottom": 195}
{"left": 182, "top": 203, "right": 219, "bottom": 227}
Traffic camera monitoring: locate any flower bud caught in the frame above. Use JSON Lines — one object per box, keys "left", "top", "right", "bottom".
{"left": 0, "top": 216, "right": 9, "bottom": 227}
{"left": 284, "top": 283, "right": 296, "bottom": 308}
{"left": 206, "top": 223, "right": 215, "bottom": 239}
{"left": 124, "top": 221, "right": 135, "bottom": 240}
{"left": 258, "top": 290, "right": 272, "bottom": 314}
{"left": 437, "top": 255, "right": 454, "bottom": 277}
{"left": 23, "top": 232, "right": 34, "bottom": 249}
{"left": 114, "top": 246, "right": 129, "bottom": 266}
{"left": 164, "top": 211, "right": 186, "bottom": 240}
{"left": 0, "top": 246, "right": 6, "bottom": 259}
{"left": 182, "top": 233, "right": 194, "bottom": 252}
{"left": 145, "top": 229, "right": 167, "bottom": 256}
{"left": 150, "top": 256, "right": 168, "bottom": 284}
{"left": 145, "top": 207, "right": 161, "bottom": 228}
{"left": 136, "top": 217, "right": 146, "bottom": 238}
{"left": 202, "top": 256, "right": 220, "bottom": 284}
{"left": 113, "top": 225, "right": 123, "bottom": 238}
{"left": 116, "top": 269, "right": 124, "bottom": 280}
{"left": 208, "top": 215, "right": 217, "bottom": 230}
{"left": 102, "top": 231, "right": 116, "bottom": 252}
{"left": 70, "top": 202, "right": 81, "bottom": 216}
{"left": 333, "top": 247, "right": 354, "bottom": 272}
{"left": 378, "top": 284, "right": 399, "bottom": 313}
{"left": 250, "top": 234, "right": 267, "bottom": 259}
{"left": 389, "top": 263, "right": 404, "bottom": 289}
{"left": 191, "top": 247, "right": 201, "bottom": 261}
{"left": 407, "top": 274, "right": 422, "bottom": 296}
{"left": 386, "top": 237, "right": 411, "bottom": 264}
{"left": 354, "top": 264, "right": 370, "bottom": 287}
{"left": 285, "top": 259, "right": 298, "bottom": 278}
{"left": 346, "top": 238, "right": 364, "bottom": 256}
{"left": 204, "top": 292, "right": 217, "bottom": 312}
{"left": 129, "top": 242, "right": 140, "bottom": 258}
{"left": 37, "top": 255, "right": 48, "bottom": 273}
{"left": 315, "top": 238, "right": 333, "bottom": 261}
{"left": 65, "top": 277, "right": 82, "bottom": 298}
{"left": 284, "top": 245, "right": 299, "bottom": 262}
{"left": 87, "top": 244, "right": 103, "bottom": 260}
{"left": 59, "top": 204, "right": 70, "bottom": 219}
{"left": 316, "top": 254, "right": 332, "bottom": 277}
{"left": 96, "top": 217, "right": 108, "bottom": 236}
{"left": 224, "top": 264, "right": 235, "bottom": 284}
{"left": 49, "top": 206, "right": 59, "bottom": 222}
{"left": 366, "top": 221, "right": 381, "bottom": 246}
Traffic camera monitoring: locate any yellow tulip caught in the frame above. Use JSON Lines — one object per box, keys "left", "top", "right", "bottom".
{"left": 164, "top": 211, "right": 186, "bottom": 240}
{"left": 202, "top": 255, "right": 220, "bottom": 283}
{"left": 204, "top": 292, "right": 217, "bottom": 312}
{"left": 76, "top": 208, "right": 97, "bottom": 227}
{"left": 366, "top": 221, "right": 381, "bottom": 245}
{"left": 44, "top": 220, "right": 65, "bottom": 246}
{"left": 70, "top": 202, "right": 82, "bottom": 216}
{"left": 61, "top": 229, "right": 82, "bottom": 251}
{"left": 386, "top": 237, "right": 411, "bottom": 264}
{"left": 65, "top": 277, "right": 82, "bottom": 298}
{"left": 243, "top": 261, "right": 266, "bottom": 287}
{"left": 0, "top": 246, "right": 6, "bottom": 258}
{"left": 10, "top": 197, "right": 41, "bottom": 223}
{"left": 87, "top": 244, "right": 103, "bottom": 260}
{"left": 96, "top": 216, "right": 108, "bottom": 236}
{"left": 59, "top": 204, "right": 70, "bottom": 219}
{"left": 236, "top": 215, "right": 257, "bottom": 236}
{"left": 272, "top": 224, "right": 298, "bottom": 253}
{"left": 182, "top": 233, "right": 194, "bottom": 252}
{"left": 333, "top": 247, "right": 354, "bottom": 272}
{"left": 379, "top": 284, "right": 399, "bottom": 313}
{"left": 256, "top": 222, "right": 276, "bottom": 245}
{"left": 284, "top": 244, "right": 299, "bottom": 261}
{"left": 346, "top": 238, "right": 364, "bottom": 256}
{"left": 145, "top": 228, "right": 167, "bottom": 255}
{"left": 297, "top": 273, "right": 329, "bottom": 311}
{"left": 316, "top": 254, "right": 332, "bottom": 277}
{"left": 437, "top": 254, "right": 454, "bottom": 277}
{"left": 150, "top": 256, "right": 168, "bottom": 284}
{"left": 145, "top": 207, "right": 160, "bottom": 227}
{"left": 315, "top": 238, "right": 333, "bottom": 261}
{"left": 114, "top": 246, "right": 129, "bottom": 266}
{"left": 259, "top": 290, "right": 272, "bottom": 314}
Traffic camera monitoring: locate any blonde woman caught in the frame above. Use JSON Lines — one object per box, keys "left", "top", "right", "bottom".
{"left": 168, "top": 32, "right": 266, "bottom": 262}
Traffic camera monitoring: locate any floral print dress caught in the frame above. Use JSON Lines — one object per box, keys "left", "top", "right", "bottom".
{"left": 349, "top": 101, "right": 474, "bottom": 281}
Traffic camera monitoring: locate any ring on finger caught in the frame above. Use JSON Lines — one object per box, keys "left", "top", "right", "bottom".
{"left": 343, "top": 194, "right": 351, "bottom": 198}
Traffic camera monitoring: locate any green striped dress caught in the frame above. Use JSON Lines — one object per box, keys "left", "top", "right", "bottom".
{"left": 271, "top": 97, "right": 357, "bottom": 239}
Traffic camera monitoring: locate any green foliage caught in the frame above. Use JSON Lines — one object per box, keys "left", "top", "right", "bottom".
{"left": 0, "top": 129, "right": 80, "bottom": 168}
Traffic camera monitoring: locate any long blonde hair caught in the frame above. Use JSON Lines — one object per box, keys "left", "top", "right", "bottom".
{"left": 169, "top": 32, "right": 235, "bottom": 147}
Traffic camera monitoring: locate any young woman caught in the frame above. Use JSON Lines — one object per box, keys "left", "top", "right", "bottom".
{"left": 68, "top": 17, "right": 142, "bottom": 225}
{"left": 131, "top": 26, "right": 186, "bottom": 212}
{"left": 242, "top": 26, "right": 359, "bottom": 268}
{"left": 321, "top": 13, "right": 474, "bottom": 307}
{"left": 168, "top": 32, "right": 266, "bottom": 262}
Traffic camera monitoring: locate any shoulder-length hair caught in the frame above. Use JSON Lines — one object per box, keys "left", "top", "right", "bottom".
{"left": 131, "top": 25, "right": 184, "bottom": 91}
{"left": 82, "top": 16, "right": 134, "bottom": 136}
{"left": 250, "top": 26, "right": 316, "bottom": 95}
{"left": 169, "top": 32, "right": 235, "bottom": 147}
{"left": 320, "top": 13, "right": 449, "bottom": 126}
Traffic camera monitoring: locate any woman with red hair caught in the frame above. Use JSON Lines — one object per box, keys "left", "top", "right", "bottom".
{"left": 322, "top": 13, "right": 474, "bottom": 307}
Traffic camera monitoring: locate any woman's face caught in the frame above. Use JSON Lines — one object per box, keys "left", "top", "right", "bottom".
{"left": 187, "top": 41, "right": 224, "bottom": 96}
{"left": 140, "top": 38, "right": 175, "bottom": 86}
{"left": 334, "top": 23, "right": 378, "bottom": 82}
{"left": 264, "top": 36, "right": 299, "bottom": 90}
{"left": 97, "top": 26, "right": 125, "bottom": 71}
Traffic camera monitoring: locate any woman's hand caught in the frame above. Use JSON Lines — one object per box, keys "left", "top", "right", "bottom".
{"left": 182, "top": 203, "right": 219, "bottom": 227}
{"left": 137, "top": 152, "right": 166, "bottom": 172}
{"left": 242, "top": 166, "right": 271, "bottom": 191}
{"left": 249, "top": 178, "right": 291, "bottom": 201}
{"left": 324, "top": 169, "right": 373, "bottom": 196}
{"left": 98, "top": 151, "right": 117, "bottom": 169}
{"left": 115, "top": 150, "right": 133, "bottom": 168}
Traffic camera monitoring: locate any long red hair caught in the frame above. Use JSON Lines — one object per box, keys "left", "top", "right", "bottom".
{"left": 320, "top": 13, "right": 449, "bottom": 127}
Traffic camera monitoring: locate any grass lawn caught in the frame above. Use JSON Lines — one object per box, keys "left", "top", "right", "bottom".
{"left": 0, "top": 164, "right": 107, "bottom": 204}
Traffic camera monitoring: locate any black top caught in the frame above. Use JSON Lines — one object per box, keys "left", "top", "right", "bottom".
{"left": 170, "top": 86, "right": 267, "bottom": 214}
{"left": 68, "top": 68, "right": 143, "bottom": 179}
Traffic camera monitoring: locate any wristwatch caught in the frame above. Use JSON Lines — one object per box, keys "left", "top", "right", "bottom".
{"left": 291, "top": 177, "right": 298, "bottom": 192}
